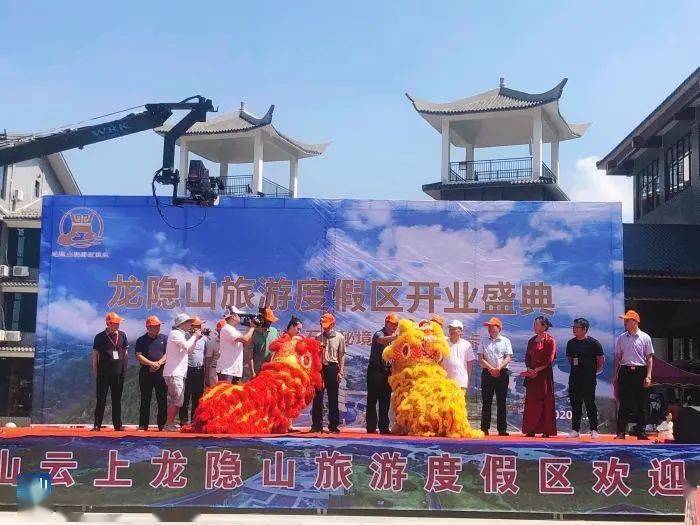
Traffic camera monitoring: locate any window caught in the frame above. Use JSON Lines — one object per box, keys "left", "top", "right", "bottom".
{"left": 7, "top": 228, "right": 40, "bottom": 268}
{"left": 0, "top": 165, "right": 5, "bottom": 199}
{"left": 34, "top": 179, "right": 41, "bottom": 198}
{"left": 636, "top": 159, "right": 660, "bottom": 218}
{"left": 671, "top": 337, "right": 700, "bottom": 362}
{"left": 664, "top": 133, "right": 691, "bottom": 198}
{"left": 3, "top": 293, "right": 38, "bottom": 333}
{"left": 0, "top": 357, "right": 34, "bottom": 418}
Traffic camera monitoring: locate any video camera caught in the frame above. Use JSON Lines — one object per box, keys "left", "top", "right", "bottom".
{"left": 239, "top": 312, "right": 264, "bottom": 327}
{"left": 185, "top": 160, "right": 223, "bottom": 206}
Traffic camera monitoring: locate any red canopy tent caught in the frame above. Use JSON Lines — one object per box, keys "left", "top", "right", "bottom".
{"left": 652, "top": 356, "right": 700, "bottom": 386}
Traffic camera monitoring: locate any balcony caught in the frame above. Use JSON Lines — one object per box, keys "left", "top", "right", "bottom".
{"left": 448, "top": 157, "right": 557, "bottom": 185}
{"left": 219, "top": 175, "right": 291, "bottom": 198}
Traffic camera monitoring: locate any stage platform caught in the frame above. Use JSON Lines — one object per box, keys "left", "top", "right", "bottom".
{"left": 0, "top": 426, "right": 696, "bottom": 517}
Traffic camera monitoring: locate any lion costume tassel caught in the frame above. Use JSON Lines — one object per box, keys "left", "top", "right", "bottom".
{"left": 185, "top": 333, "right": 322, "bottom": 434}
{"left": 382, "top": 319, "right": 484, "bottom": 438}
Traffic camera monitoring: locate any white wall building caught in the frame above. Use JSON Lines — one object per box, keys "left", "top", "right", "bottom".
{"left": 0, "top": 134, "right": 80, "bottom": 423}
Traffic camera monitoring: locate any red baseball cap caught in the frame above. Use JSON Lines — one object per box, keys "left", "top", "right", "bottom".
{"left": 483, "top": 317, "right": 503, "bottom": 329}
{"left": 105, "top": 312, "right": 124, "bottom": 324}
{"left": 320, "top": 313, "right": 335, "bottom": 329}
{"left": 620, "top": 310, "right": 641, "bottom": 322}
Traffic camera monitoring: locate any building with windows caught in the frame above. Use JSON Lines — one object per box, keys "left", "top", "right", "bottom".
{"left": 0, "top": 134, "right": 80, "bottom": 424}
{"left": 599, "top": 67, "right": 700, "bottom": 372}
{"left": 409, "top": 78, "right": 589, "bottom": 201}
{"left": 598, "top": 68, "right": 699, "bottom": 224}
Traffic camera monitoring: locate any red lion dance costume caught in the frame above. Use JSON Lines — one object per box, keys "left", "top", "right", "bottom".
{"left": 185, "top": 333, "right": 322, "bottom": 434}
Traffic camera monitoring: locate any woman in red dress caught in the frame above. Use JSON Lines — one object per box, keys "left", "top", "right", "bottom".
{"left": 522, "top": 316, "right": 557, "bottom": 437}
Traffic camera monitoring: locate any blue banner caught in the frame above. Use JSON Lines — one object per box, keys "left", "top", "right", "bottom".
{"left": 34, "top": 197, "right": 624, "bottom": 431}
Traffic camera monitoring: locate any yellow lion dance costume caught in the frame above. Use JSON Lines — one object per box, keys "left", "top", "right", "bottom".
{"left": 382, "top": 319, "right": 483, "bottom": 438}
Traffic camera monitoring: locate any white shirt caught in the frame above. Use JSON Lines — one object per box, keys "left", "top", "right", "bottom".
{"left": 163, "top": 329, "right": 198, "bottom": 377}
{"left": 443, "top": 338, "right": 475, "bottom": 388}
{"left": 615, "top": 329, "right": 654, "bottom": 366}
{"left": 217, "top": 324, "right": 244, "bottom": 377}
{"left": 478, "top": 334, "right": 513, "bottom": 369}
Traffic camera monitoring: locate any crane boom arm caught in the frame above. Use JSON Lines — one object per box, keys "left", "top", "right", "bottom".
{"left": 0, "top": 96, "right": 214, "bottom": 167}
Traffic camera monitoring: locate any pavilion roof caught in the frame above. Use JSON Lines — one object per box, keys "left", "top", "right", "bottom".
{"left": 155, "top": 104, "right": 329, "bottom": 162}
{"left": 407, "top": 79, "right": 589, "bottom": 146}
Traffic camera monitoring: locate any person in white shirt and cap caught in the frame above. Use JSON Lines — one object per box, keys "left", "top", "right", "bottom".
{"left": 217, "top": 306, "right": 255, "bottom": 384}
{"left": 442, "top": 319, "right": 476, "bottom": 404}
{"left": 162, "top": 313, "right": 203, "bottom": 432}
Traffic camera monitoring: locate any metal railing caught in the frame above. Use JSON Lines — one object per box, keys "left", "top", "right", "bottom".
{"left": 219, "top": 175, "right": 292, "bottom": 198}
{"left": 448, "top": 157, "right": 556, "bottom": 184}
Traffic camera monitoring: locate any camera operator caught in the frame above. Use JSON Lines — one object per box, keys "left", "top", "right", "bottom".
{"left": 179, "top": 316, "right": 209, "bottom": 425}
{"left": 248, "top": 307, "right": 280, "bottom": 378}
{"left": 205, "top": 320, "right": 225, "bottom": 387}
{"left": 217, "top": 306, "right": 255, "bottom": 384}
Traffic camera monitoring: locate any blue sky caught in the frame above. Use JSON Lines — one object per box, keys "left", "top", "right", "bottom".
{"left": 2, "top": 1, "right": 699, "bottom": 221}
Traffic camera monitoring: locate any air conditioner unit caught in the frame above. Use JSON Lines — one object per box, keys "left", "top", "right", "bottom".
{"left": 0, "top": 265, "right": 9, "bottom": 278}
{"left": 0, "top": 331, "right": 5, "bottom": 342}
{"left": 5, "top": 331, "right": 21, "bottom": 342}
{"left": 12, "top": 266, "right": 29, "bottom": 277}
{"left": 13, "top": 189, "right": 23, "bottom": 202}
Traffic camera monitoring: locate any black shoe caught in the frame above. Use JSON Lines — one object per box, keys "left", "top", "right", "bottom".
{"left": 138, "top": 426, "right": 148, "bottom": 431}
{"left": 113, "top": 426, "right": 124, "bottom": 432}
{"left": 636, "top": 433, "right": 649, "bottom": 441}
{"left": 91, "top": 426, "right": 101, "bottom": 432}
{"left": 158, "top": 427, "right": 164, "bottom": 432}
{"left": 481, "top": 429, "right": 490, "bottom": 436}
{"left": 499, "top": 431, "right": 510, "bottom": 437}
{"left": 328, "top": 428, "right": 341, "bottom": 434}
{"left": 309, "top": 427, "right": 323, "bottom": 433}
{"left": 379, "top": 429, "right": 392, "bottom": 435}
{"left": 614, "top": 433, "right": 626, "bottom": 440}
{"left": 366, "top": 429, "right": 378, "bottom": 434}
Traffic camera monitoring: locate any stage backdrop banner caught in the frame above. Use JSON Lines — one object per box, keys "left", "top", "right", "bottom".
{"left": 33, "top": 197, "right": 624, "bottom": 431}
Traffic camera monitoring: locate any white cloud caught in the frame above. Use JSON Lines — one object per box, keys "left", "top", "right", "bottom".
{"left": 561, "top": 156, "right": 633, "bottom": 222}
{"left": 40, "top": 289, "right": 144, "bottom": 340}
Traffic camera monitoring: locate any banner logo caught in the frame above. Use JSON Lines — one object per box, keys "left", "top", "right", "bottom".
{"left": 57, "top": 207, "right": 104, "bottom": 249}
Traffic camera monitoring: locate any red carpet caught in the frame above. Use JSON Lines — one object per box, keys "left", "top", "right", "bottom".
{"left": 0, "top": 425, "right": 661, "bottom": 445}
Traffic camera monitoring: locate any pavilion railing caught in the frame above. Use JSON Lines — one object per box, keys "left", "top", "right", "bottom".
{"left": 448, "top": 157, "right": 557, "bottom": 184}
{"left": 219, "top": 175, "right": 292, "bottom": 198}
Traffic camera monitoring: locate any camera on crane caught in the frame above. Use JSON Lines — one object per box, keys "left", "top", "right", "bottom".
{"left": 184, "top": 160, "right": 223, "bottom": 206}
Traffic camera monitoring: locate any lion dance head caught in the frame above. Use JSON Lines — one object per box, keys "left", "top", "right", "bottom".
{"left": 186, "top": 333, "right": 322, "bottom": 434}
{"left": 382, "top": 318, "right": 483, "bottom": 439}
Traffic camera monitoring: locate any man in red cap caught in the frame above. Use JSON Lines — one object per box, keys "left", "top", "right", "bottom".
{"left": 613, "top": 310, "right": 654, "bottom": 440}
{"left": 477, "top": 317, "right": 513, "bottom": 436}
{"left": 366, "top": 313, "right": 399, "bottom": 434}
{"left": 135, "top": 316, "right": 168, "bottom": 431}
{"left": 91, "top": 312, "right": 129, "bottom": 431}
{"left": 311, "top": 313, "right": 346, "bottom": 433}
